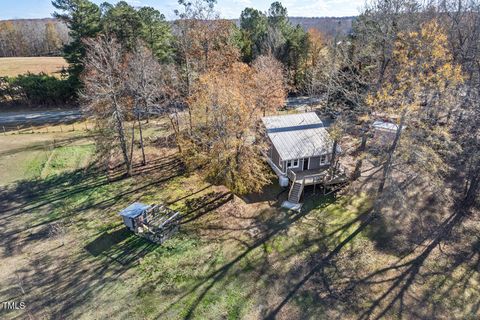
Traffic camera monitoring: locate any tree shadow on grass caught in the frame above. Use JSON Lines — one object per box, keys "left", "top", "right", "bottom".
{"left": 240, "top": 179, "right": 286, "bottom": 206}
{"left": 180, "top": 191, "right": 234, "bottom": 225}
{"left": 85, "top": 227, "right": 158, "bottom": 267}
{"left": 264, "top": 210, "right": 376, "bottom": 319}
{"left": 351, "top": 172, "right": 480, "bottom": 320}
{"left": 2, "top": 249, "right": 132, "bottom": 319}
{"left": 363, "top": 182, "right": 448, "bottom": 257}
{"left": 282, "top": 199, "right": 477, "bottom": 320}
{"left": 0, "top": 154, "right": 185, "bottom": 218}
{"left": 0, "top": 155, "right": 185, "bottom": 258}
{"left": 155, "top": 194, "right": 361, "bottom": 319}
{"left": 0, "top": 155, "right": 187, "bottom": 318}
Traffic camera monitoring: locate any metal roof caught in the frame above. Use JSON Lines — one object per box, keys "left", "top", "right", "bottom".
{"left": 373, "top": 120, "right": 399, "bottom": 132}
{"left": 262, "top": 113, "right": 335, "bottom": 161}
{"left": 262, "top": 112, "right": 323, "bottom": 131}
{"left": 119, "top": 202, "right": 150, "bottom": 218}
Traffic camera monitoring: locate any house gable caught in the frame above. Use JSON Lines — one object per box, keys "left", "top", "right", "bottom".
{"left": 262, "top": 113, "right": 335, "bottom": 161}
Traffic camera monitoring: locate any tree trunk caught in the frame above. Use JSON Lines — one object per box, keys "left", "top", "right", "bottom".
{"left": 114, "top": 110, "right": 131, "bottom": 176}
{"left": 462, "top": 161, "right": 479, "bottom": 209}
{"left": 112, "top": 94, "right": 131, "bottom": 176}
{"left": 184, "top": 51, "right": 193, "bottom": 132}
{"left": 377, "top": 109, "right": 406, "bottom": 194}
{"left": 330, "top": 140, "right": 338, "bottom": 176}
{"left": 353, "top": 133, "right": 368, "bottom": 180}
{"left": 138, "top": 113, "right": 146, "bottom": 166}
{"left": 169, "top": 113, "right": 182, "bottom": 153}
{"left": 129, "top": 121, "right": 135, "bottom": 172}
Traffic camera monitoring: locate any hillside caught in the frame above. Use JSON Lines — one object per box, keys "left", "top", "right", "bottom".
{"left": 0, "top": 16, "right": 355, "bottom": 58}
{"left": 289, "top": 16, "right": 355, "bottom": 37}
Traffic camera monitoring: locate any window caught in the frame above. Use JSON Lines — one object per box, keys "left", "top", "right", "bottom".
{"left": 286, "top": 159, "right": 299, "bottom": 168}
{"left": 320, "top": 154, "right": 328, "bottom": 165}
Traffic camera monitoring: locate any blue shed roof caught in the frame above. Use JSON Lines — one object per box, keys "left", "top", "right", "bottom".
{"left": 119, "top": 202, "right": 150, "bottom": 218}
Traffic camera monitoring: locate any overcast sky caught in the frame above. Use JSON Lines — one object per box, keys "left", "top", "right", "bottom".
{"left": 0, "top": 0, "right": 364, "bottom": 20}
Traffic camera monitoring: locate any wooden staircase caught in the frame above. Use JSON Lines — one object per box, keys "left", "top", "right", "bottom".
{"left": 288, "top": 181, "right": 304, "bottom": 203}
{"left": 284, "top": 165, "right": 350, "bottom": 206}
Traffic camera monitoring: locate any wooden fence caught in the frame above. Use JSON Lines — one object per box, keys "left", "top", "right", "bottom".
{"left": 1, "top": 121, "right": 92, "bottom": 136}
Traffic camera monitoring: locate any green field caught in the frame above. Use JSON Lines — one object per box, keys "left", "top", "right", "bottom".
{"left": 0, "top": 122, "right": 477, "bottom": 319}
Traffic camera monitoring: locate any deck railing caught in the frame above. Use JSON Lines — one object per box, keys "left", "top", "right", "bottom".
{"left": 287, "top": 168, "right": 297, "bottom": 182}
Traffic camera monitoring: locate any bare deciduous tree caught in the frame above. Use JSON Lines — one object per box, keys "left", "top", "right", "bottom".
{"left": 252, "top": 54, "right": 286, "bottom": 116}
{"left": 82, "top": 35, "right": 133, "bottom": 175}
{"left": 127, "top": 44, "right": 179, "bottom": 164}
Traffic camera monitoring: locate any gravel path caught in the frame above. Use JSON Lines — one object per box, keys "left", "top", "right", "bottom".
{"left": 0, "top": 109, "right": 83, "bottom": 126}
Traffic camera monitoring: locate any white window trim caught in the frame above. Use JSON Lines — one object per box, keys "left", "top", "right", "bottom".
{"left": 286, "top": 159, "right": 299, "bottom": 169}
{"left": 303, "top": 158, "right": 310, "bottom": 170}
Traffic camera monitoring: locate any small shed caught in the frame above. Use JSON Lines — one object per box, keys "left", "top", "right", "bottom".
{"left": 372, "top": 120, "right": 404, "bottom": 146}
{"left": 119, "top": 202, "right": 150, "bottom": 231}
{"left": 119, "top": 202, "right": 182, "bottom": 244}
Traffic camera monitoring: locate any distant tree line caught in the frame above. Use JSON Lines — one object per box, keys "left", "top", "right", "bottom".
{"left": 0, "top": 16, "right": 353, "bottom": 58}
{"left": 0, "top": 19, "right": 69, "bottom": 57}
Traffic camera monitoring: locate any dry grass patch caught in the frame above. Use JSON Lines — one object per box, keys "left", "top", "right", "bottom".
{"left": 0, "top": 57, "right": 68, "bottom": 77}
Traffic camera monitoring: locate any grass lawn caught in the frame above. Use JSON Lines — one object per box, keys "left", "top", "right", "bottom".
{"left": 0, "top": 120, "right": 477, "bottom": 319}
{"left": 0, "top": 57, "right": 68, "bottom": 77}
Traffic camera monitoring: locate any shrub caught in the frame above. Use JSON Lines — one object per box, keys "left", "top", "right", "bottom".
{"left": 0, "top": 72, "right": 75, "bottom": 106}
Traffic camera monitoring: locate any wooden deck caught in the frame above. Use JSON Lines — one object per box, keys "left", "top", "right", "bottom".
{"left": 265, "top": 155, "right": 349, "bottom": 204}
{"left": 265, "top": 154, "right": 332, "bottom": 183}
{"left": 293, "top": 168, "right": 329, "bottom": 185}
{"left": 287, "top": 166, "right": 348, "bottom": 185}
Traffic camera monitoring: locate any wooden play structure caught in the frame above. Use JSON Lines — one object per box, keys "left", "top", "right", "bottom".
{"left": 119, "top": 203, "right": 181, "bottom": 244}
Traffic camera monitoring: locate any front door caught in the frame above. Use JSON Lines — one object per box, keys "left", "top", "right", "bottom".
{"left": 303, "top": 158, "right": 309, "bottom": 170}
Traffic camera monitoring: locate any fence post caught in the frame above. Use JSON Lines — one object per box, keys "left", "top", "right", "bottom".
{"left": 60, "top": 125, "right": 63, "bottom": 132}
{"left": 2, "top": 126, "right": 5, "bottom": 136}
{"left": 72, "top": 123, "right": 75, "bottom": 131}
{"left": 84, "top": 122, "right": 88, "bottom": 131}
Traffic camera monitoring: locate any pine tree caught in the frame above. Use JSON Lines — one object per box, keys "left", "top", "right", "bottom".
{"left": 52, "top": 0, "right": 102, "bottom": 89}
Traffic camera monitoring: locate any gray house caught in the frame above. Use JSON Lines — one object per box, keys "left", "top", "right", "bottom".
{"left": 262, "top": 112, "right": 346, "bottom": 206}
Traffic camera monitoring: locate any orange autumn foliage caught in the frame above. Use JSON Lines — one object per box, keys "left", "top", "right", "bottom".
{"left": 181, "top": 61, "right": 285, "bottom": 194}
